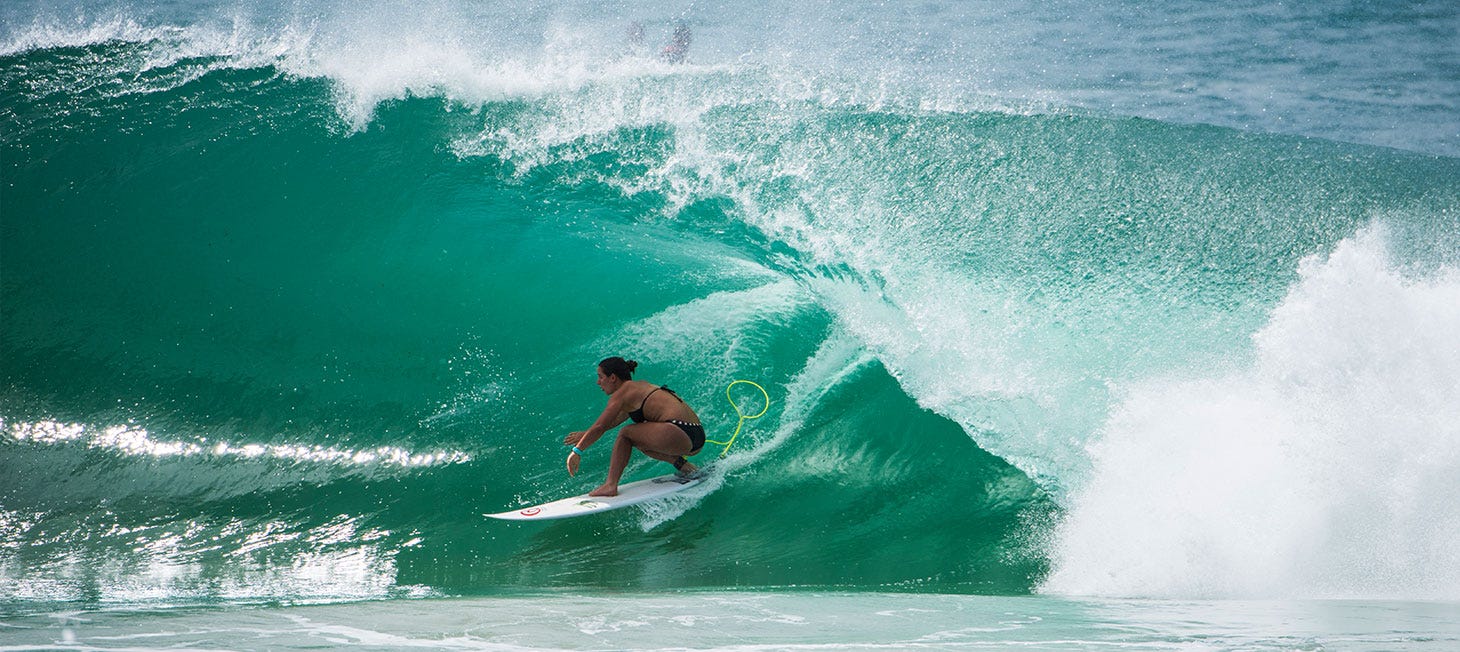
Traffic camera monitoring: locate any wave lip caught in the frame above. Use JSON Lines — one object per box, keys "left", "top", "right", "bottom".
{"left": 8, "top": 0, "right": 1456, "bottom": 155}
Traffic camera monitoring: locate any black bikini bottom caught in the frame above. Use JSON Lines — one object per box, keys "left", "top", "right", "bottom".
{"left": 666, "top": 419, "right": 705, "bottom": 453}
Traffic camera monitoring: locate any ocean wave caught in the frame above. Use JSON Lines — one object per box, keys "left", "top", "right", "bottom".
{"left": 1045, "top": 222, "right": 1460, "bottom": 600}
{"left": 4, "top": 4, "right": 1459, "bottom": 600}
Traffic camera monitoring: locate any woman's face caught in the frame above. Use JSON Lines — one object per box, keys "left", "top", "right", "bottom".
{"left": 595, "top": 367, "right": 618, "bottom": 394}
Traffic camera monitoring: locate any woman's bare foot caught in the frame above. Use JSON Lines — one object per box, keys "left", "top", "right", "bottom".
{"left": 589, "top": 483, "right": 619, "bottom": 497}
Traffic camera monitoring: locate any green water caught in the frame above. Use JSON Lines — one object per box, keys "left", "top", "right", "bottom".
{"left": 3, "top": 592, "right": 1458, "bottom": 650}
{"left": 4, "top": 2, "right": 1460, "bottom": 613}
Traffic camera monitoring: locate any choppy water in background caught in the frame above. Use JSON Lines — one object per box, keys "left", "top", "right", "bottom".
{"left": 3, "top": 0, "right": 1459, "bottom": 648}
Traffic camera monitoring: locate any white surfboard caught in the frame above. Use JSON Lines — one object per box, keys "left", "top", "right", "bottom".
{"left": 485, "top": 473, "right": 706, "bottom": 521}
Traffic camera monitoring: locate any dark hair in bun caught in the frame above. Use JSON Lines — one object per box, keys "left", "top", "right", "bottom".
{"left": 598, "top": 357, "right": 638, "bottom": 381}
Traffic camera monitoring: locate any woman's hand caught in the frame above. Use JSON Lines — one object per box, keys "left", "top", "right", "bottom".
{"left": 565, "top": 431, "right": 586, "bottom": 476}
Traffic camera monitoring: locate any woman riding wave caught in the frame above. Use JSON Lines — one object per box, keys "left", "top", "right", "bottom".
{"left": 564, "top": 357, "right": 704, "bottom": 496}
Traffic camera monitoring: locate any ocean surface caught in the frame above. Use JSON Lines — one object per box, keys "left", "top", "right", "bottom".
{"left": 3, "top": 0, "right": 1459, "bottom": 649}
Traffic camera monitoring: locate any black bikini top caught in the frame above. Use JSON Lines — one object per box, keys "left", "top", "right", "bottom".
{"left": 628, "top": 385, "right": 681, "bottom": 423}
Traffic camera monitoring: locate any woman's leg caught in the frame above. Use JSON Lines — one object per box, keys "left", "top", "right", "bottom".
{"left": 589, "top": 422, "right": 695, "bottom": 496}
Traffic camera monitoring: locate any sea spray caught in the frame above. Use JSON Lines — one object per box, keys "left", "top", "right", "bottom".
{"left": 1044, "top": 223, "right": 1460, "bottom": 599}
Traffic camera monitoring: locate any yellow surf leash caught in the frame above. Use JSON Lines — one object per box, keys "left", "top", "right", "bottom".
{"left": 705, "top": 380, "right": 769, "bottom": 459}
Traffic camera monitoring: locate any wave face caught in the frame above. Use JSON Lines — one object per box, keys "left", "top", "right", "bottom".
{"left": 3, "top": 0, "right": 1459, "bottom": 604}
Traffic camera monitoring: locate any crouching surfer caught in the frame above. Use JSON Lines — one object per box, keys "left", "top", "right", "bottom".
{"left": 564, "top": 357, "right": 704, "bottom": 496}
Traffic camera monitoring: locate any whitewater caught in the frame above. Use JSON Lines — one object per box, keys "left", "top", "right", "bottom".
{"left": 3, "top": 0, "right": 1459, "bottom": 649}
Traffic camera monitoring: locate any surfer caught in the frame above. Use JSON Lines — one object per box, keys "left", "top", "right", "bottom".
{"left": 565, "top": 357, "right": 704, "bottom": 497}
{"left": 660, "top": 22, "right": 690, "bottom": 63}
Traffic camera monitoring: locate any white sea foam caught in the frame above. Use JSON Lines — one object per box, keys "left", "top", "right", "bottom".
{"left": 1044, "top": 223, "right": 1460, "bottom": 600}
{"left": 5, "top": 0, "right": 1454, "bottom": 154}
{"left": 0, "top": 15, "right": 172, "bottom": 56}
{"left": 4, "top": 419, "right": 472, "bottom": 468}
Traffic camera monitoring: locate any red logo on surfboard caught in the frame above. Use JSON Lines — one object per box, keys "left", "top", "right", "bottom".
{"left": 520, "top": 507, "right": 541, "bottom": 516}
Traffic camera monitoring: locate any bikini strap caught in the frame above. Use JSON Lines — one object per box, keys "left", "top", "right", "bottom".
{"left": 638, "top": 386, "right": 663, "bottom": 412}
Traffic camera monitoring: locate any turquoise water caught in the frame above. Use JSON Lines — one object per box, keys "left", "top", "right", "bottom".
{"left": 3, "top": 592, "right": 1458, "bottom": 650}
{"left": 3, "top": 0, "right": 1460, "bottom": 648}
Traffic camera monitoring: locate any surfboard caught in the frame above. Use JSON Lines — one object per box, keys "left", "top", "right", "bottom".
{"left": 484, "top": 473, "right": 706, "bottom": 521}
